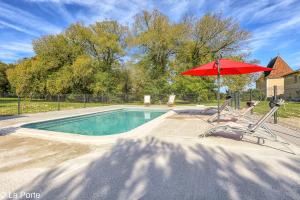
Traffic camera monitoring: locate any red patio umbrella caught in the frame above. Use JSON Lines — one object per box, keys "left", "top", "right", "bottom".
{"left": 181, "top": 58, "right": 272, "bottom": 122}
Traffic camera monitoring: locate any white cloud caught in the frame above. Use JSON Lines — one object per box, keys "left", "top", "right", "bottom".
{"left": 286, "top": 51, "right": 300, "bottom": 68}
{"left": 36, "top": 1, "right": 74, "bottom": 23}
{"left": 249, "top": 13, "right": 300, "bottom": 51}
{"left": 68, "top": 0, "right": 154, "bottom": 25}
{"left": 223, "top": 0, "right": 294, "bottom": 23}
{"left": 26, "top": 0, "right": 93, "bottom": 4}
{"left": 168, "top": 0, "right": 193, "bottom": 21}
{"left": 26, "top": 0, "right": 122, "bottom": 11}
{"left": 0, "top": 20, "right": 38, "bottom": 36}
{"left": 0, "top": 1, "right": 62, "bottom": 35}
{"left": 0, "top": 51, "right": 17, "bottom": 61}
{"left": 26, "top": 0, "right": 147, "bottom": 25}
{"left": 0, "top": 42, "right": 33, "bottom": 53}
{"left": 0, "top": 40, "right": 34, "bottom": 62}
{"left": 1, "top": 0, "right": 300, "bottom": 64}
{"left": 26, "top": 0, "right": 196, "bottom": 25}
{"left": 214, "top": 0, "right": 232, "bottom": 13}
{"left": 250, "top": 0, "right": 296, "bottom": 22}
{"left": 201, "top": 0, "right": 300, "bottom": 52}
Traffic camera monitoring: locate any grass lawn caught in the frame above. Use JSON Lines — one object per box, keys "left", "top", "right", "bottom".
{"left": 1, "top": 97, "right": 300, "bottom": 118}
{"left": 252, "top": 101, "right": 300, "bottom": 118}
{"left": 199, "top": 100, "right": 300, "bottom": 118}
{"left": 0, "top": 98, "right": 108, "bottom": 116}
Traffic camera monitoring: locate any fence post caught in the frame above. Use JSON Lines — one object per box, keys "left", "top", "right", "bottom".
{"left": 273, "top": 86, "right": 278, "bottom": 124}
{"left": 237, "top": 91, "right": 240, "bottom": 109}
{"left": 249, "top": 89, "right": 253, "bottom": 114}
{"left": 17, "top": 96, "right": 21, "bottom": 115}
{"left": 83, "top": 94, "right": 86, "bottom": 108}
{"left": 233, "top": 92, "right": 237, "bottom": 109}
{"left": 57, "top": 94, "right": 60, "bottom": 111}
{"left": 229, "top": 90, "right": 233, "bottom": 107}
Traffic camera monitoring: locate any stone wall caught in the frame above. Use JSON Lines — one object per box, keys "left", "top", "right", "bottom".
{"left": 284, "top": 73, "right": 300, "bottom": 99}
{"left": 266, "top": 78, "right": 284, "bottom": 97}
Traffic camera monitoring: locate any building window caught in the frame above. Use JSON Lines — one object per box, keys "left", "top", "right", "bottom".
{"left": 294, "top": 75, "right": 298, "bottom": 83}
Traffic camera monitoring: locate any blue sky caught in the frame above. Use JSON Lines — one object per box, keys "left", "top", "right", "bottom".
{"left": 0, "top": 0, "right": 300, "bottom": 70}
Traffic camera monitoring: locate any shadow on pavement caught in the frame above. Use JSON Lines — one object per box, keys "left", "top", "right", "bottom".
{"left": 10, "top": 136, "right": 300, "bottom": 200}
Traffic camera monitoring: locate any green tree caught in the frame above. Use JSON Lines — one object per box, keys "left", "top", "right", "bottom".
{"left": 91, "top": 21, "right": 128, "bottom": 71}
{"left": 30, "top": 34, "right": 81, "bottom": 96}
{"left": 71, "top": 55, "right": 95, "bottom": 94}
{"left": 6, "top": 58, "right": 33, "bottom": 96}
{"left": 131, "top": 10, "right": 186, "bottom": 77}
{"left": 33, "top": 34, "right": 79, "bottom": 70}
{"left": 65, "top": 21, "right": 129, "bottom": 96}
{"left": 0, "top": 62, "right": 12, "bottom": 93}
{"left": 90, "top": 71, "right": 112, "bottom": 95}
{"left": 46, "top": 66, "right": 73, "bottom": 95}
{"left": 64, "top": 23, "right": 93, "bottom": 57}
{"left": 129, "top": 10, "right": 186, "bottom": 98}
{"left": 6, "top": 11, "right": 252, "bottom": 103}
{"left": 172, "top": 14, "right": 250, "bottom": 101}
{"left": 179, "top": 14, "right": 249, "bottom": 66}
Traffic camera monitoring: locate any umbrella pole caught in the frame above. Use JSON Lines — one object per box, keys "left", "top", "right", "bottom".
{"left": 217, "top": 60, "right": 221, "bottom": 123}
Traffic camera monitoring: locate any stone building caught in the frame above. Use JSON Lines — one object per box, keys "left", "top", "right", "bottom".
{"left": 283, "top": 69, "right": 300, "bottom": 100}
{"left": 256, "top": 56, "right": 293, "bottom": 98}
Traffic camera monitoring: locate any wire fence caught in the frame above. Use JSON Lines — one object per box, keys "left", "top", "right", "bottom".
{"left": 0, "top": 90, "right": 263, "bottom": 117}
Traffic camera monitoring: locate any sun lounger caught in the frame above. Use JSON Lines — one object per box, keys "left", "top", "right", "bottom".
{"left": 144, "top": 95, "right": 151, "bottom": 106}
{"left": 167, "top": 95, "right": 176, "bottom": 107}
{"left": 207, "top": 96, "right": 233, "bottom": 122}
{"left": 218, "top": 101, "right": 260, "bottom": 122}
{"left": 203, "top": 99, "right": 285, "bottom": 141}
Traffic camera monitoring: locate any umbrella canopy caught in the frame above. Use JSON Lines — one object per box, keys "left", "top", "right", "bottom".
{"left": 181, "top": 58, "right": 272, "bottom": 122}
{"left": 181, "top": 59, "right": 272, "bottom": 76}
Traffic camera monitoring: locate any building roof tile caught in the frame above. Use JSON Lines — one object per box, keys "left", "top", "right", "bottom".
{"left": 282, "top": 69, "right": 300, "bottom": 76}
{"left": 264, "top": 56, "right": 293, "bottom": 78}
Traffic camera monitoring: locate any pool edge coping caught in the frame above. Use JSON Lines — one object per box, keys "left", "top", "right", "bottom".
{"left": 10, "top": 106, "right": 175, "bottom": 145}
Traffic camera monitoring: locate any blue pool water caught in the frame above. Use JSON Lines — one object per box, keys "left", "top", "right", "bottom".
{"left": 22, "top": 109, "right": 166, "bottom": 136}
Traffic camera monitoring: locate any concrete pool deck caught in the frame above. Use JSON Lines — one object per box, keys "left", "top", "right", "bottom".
{"left": 0, "top": 105, "right": 300, "bottom": 200}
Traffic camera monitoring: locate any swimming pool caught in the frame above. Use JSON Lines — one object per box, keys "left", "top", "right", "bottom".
{"left": 22, "top": 109, "right": 167, "bottom": 136}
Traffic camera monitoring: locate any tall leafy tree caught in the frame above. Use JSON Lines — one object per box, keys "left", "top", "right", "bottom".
{"left": 129, "top": 10, "right": 186, "bottom": 97}
{"left": 6, "top": 11, "right": 252, "bottom": 102}
{"left": 0, "top": 61, "right": 12, "bottom": 94}
{"left": 30, "top": 34, "right": 80, "bottom": 95}
{"left": 7, "top": 58, "right": 34, "bottom": 96}
{"left": 172, "top": 14, "right": 250, "bottom": 101}
{"left": 46, "top": 66, "right": 73, "bottom": 95}
{"left": 33, "top": 34, "right": 79, "bottom": 70}
{"left": 91, "top": 21, "right": 128, "bottom": 71}
{"left": 71, "top": 55, "right": 95, "bottom": 94}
